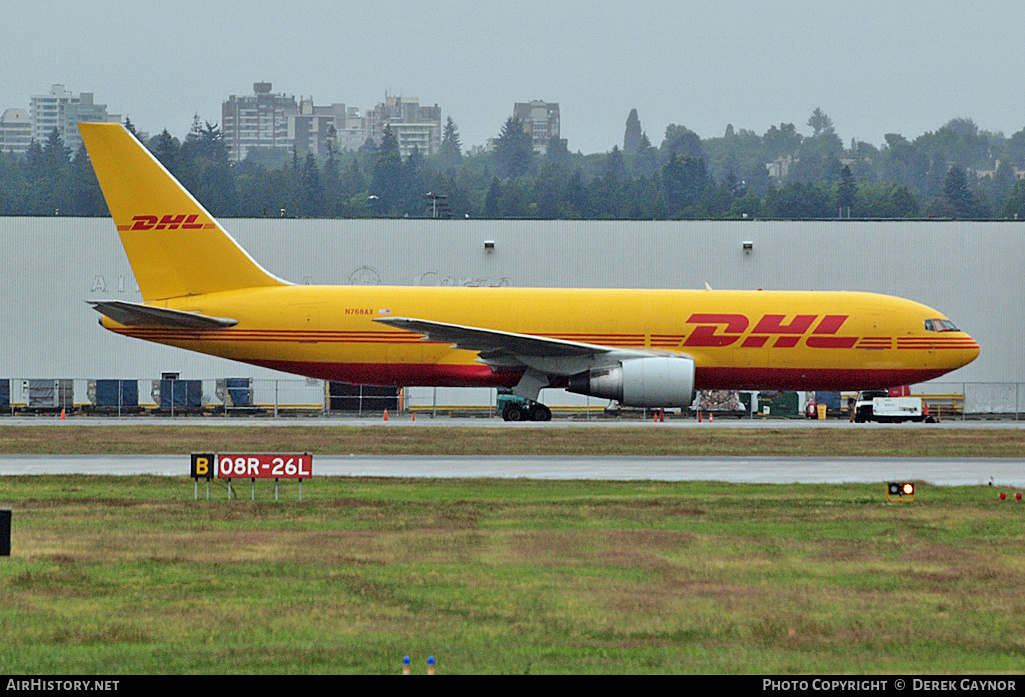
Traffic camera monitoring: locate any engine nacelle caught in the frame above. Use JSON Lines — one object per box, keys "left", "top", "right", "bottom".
{"left": 566, "top": 356, "right": 696, "bottom": 408}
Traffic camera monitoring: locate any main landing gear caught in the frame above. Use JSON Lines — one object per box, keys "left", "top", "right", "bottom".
{"left": 501, "top": 400, "right": 552, "bottom": 422}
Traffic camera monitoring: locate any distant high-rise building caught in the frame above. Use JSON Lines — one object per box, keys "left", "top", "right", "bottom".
{"left": 29, "top": 84, "right": 119, "bottom": 152}
{"left": 289, "top": 98, "right": 342, "bottom": 158}
{"left": 336, "top": 107, "right": 367, "bottom": 152}
{"left": 289, "top": 99, "right": 368, "bottom": 157}
{"left": 0, "top": 109, "right": 31, "bottom": 155}
{"left": 367, "top": 95, "right": 442, "bottom": 158}
{"left": 30, "top": 84, "right": 76, "bottom": 144}
{"left": 65, "top": 93, "right": 120, "bottom": 152}
{"left": 513, "top": 100, "right": 562, "bottom": 154}
{"left": 222, "top": 82, "right": 298, "bottom": 161}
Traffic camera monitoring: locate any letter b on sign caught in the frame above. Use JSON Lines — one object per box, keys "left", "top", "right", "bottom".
{"left": 191, "top": 453, "right": 214, "bottom": 479}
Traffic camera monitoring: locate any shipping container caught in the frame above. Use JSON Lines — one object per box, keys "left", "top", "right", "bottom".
{"left": 91, "top": 379, "right": 139, "bottom": 409}
{"left": 157, "top": 379, "right": 203, "bottom": 411}
{"left": 26, "top": 379, "right": 73, "bottom": 409}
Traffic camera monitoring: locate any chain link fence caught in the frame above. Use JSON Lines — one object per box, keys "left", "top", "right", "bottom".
{"left": 0, "top": 378, "right": 1022, "bottom": 420}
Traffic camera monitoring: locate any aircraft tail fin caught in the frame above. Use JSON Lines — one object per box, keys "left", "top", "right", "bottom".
{"left": 79, "top": 122, "right": 286, "bottom": 301}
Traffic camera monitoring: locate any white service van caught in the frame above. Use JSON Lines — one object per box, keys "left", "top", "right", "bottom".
{"left": 852, "top": 390, "right": 933, "bottom": 423}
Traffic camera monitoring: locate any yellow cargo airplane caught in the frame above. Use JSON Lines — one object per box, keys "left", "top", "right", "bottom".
{"left": 80, "top": 122, "right": 979, "bottom": 420}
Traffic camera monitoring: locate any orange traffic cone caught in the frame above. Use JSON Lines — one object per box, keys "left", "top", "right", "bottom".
{"left": 709, "top": 412, "right": 714, "bottom": 423}
{"left": 60, "top": 408, "right": 66, "bottom": 420}
{"left": 411, "top": 412, "right": 416, "bottom": 422}
{"left": 383, "top": 409, "right": 389, "bottom": 421}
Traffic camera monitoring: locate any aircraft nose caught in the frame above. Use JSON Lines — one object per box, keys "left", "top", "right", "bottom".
{"left": 959, "top": 333, "right": 980, "bottom": 367}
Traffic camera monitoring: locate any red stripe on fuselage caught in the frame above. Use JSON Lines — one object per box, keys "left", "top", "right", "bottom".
{"left": 693, "top": 366, "right": 954, "bottom": 391}
{"left": 236, "top": 359, "right": 953, "bottom": 392}
{"left": 243, "top": 359, "right": 524, "bottom": 387}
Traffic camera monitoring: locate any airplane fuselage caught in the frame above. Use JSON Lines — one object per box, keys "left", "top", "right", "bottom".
{"left": 103, "top": 285, "right": 979, "bottom": 392}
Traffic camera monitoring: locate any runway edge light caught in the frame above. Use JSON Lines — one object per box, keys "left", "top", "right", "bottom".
{"left": 887, "top": 482, "right": 915, "bottom": 502}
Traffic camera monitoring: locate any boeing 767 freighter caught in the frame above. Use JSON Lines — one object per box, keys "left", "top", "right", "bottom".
{"left": 79, "top": 123, "right": 979, "bottom": 420}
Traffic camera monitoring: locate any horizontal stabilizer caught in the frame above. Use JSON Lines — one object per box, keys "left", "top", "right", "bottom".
{"left": 88, "top": 300, "right": 238, "bottom": 329}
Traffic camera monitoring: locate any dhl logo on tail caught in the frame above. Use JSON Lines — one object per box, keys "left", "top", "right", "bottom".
{"left": 118, "top": 214, "right": 216, "bottom": 231}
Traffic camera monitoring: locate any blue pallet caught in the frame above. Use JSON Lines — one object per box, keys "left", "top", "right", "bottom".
{"left": 224, "top": 378, "right": 252, "bottom": 407}
{"left": 160, "top": 379, "right": 202, "bottom": 410}
{"left": 95, "top": 380, "right": 139, "bottom": 408}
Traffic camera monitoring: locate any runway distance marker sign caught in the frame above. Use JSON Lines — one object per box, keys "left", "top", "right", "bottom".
{"left": 217, "top": 454, "right": 313, "bottom": 479}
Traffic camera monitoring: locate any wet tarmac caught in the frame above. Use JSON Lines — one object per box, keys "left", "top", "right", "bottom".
{"left": 1, "top": 453, "right": 1022, "bottom": 486}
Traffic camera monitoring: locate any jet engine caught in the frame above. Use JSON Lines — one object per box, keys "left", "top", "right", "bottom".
{"left": 566, "top": 356, "right": 696, "bottom": 407}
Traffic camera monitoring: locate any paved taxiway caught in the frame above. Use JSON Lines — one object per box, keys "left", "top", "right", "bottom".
{"left": 2, "top": 417, "right": 1023, "bottom": 486}
{"left": 1, "top": 454, "right": 1022, "bottom": 486}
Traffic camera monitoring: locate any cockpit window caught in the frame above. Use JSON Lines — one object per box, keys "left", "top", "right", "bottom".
{"left": 925, "top": 318, "right": 959, "bottom": 332}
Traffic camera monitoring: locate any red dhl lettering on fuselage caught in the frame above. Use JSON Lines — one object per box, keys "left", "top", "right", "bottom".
{"left": 117, "top": 214, "right": 216, "bottom": 231}
{"left": 684, "top": 313, "right": 857, "bottom": 349}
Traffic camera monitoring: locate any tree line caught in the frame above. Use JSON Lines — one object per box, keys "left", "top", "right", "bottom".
{"left": 3, "top": 109, "right": 1025, "bottom": 220}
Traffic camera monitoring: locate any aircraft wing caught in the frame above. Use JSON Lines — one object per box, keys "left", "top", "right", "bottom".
{"left": 88, "top": 300, "right": 238, "bottom": 329}
{"left": 374, "top": 317, "right": 615, "bottom": 357}
{"left": 374, "top": 316, "right": 664, "bottom": 400}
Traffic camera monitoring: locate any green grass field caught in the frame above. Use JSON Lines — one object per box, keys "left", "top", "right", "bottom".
{"left": 2, "top": 423, "right": 1025, "bottom": 457}
{"left": 2, "top": 472, "right": 1024, "bottom": 674}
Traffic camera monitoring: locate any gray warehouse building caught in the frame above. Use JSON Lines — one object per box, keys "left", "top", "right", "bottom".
{"left": 0, "top": 217, "right": 1021, "bottom": 413}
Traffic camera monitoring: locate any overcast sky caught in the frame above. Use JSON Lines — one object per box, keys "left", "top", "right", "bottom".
{"left": 6, "top": 0, "right": 1024, "bottom": 154}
